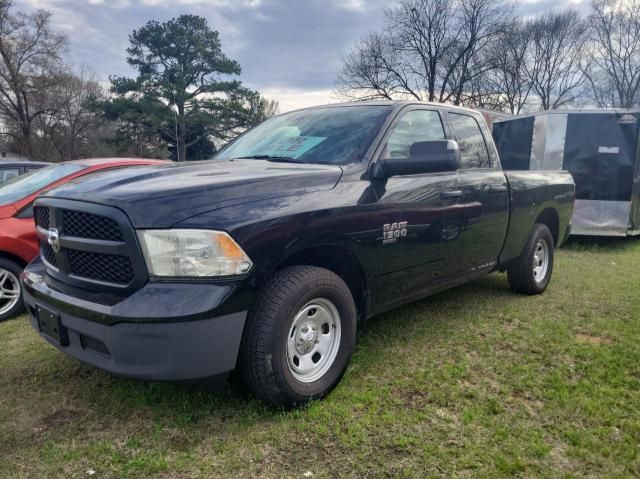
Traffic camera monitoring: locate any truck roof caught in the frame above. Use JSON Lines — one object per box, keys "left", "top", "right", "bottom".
{"left": 290, "top": 100, "right": 485, "bottom": 116}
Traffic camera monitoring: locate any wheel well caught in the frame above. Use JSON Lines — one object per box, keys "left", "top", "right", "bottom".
{"left": 535, "top": 208, "right": 559, "bottom": 246}
{"left": 0, "top": 251, "right": 27, "bottom": 268}
{"left": 277, "top": 246, "right": 369, "bottom": 321}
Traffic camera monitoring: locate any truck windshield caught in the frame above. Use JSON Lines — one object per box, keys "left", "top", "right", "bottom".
{"left": 216, "top": 105, "right": 391, "bottom": 165}
{"left": 0, "top": 163, "right": 86, "bottom": 206}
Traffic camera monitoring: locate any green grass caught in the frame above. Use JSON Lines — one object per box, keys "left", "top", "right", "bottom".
{"left": 2, "top": 238, "right": 640, "bottom": 478}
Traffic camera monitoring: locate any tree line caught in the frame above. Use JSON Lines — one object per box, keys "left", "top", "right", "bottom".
{"left": 0, "top": 0, "right": 277, "bottom": 163}
{"left": 336, "top": 0, "right": 640, "bottom": 114}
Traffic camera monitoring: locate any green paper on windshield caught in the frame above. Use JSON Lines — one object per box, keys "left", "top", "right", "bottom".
{"left": 250, "top": 136, "right": 326, "bottom": 159}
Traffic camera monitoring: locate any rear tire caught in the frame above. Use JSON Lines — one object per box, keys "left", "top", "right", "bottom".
{"left": 0, "top": 258, "right": 24, "bottom": 322}
{"left": 238, "top": 266, "right": 357, "bottom": 409}
{"left": 507, "top": 223, "right": 554, "bottom": 295}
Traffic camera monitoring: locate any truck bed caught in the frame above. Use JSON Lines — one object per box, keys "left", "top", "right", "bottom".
{"left": 500, "top": 170, "right": 575, "bottom": 265}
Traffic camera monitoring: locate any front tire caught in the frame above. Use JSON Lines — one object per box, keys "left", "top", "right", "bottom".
{"left": 507, "top": 223, "right": 554, "bottom": 295}
{"left": 0, "top": 258, "right": 24, "bottom": 322}
{"left": 238, "top": 266, "right": 357, "bottom": 408}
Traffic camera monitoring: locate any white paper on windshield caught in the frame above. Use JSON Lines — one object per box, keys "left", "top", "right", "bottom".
{"left": 250, "top": 136, "right": 326, "bottom": 159}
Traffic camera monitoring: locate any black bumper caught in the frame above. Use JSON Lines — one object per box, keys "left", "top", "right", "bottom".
{"left": 21, "top": 260, "right": 250, "bottom": 382}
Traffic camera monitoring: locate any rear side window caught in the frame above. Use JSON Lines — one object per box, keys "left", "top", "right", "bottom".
{"left": 0, "top": 168, "right": 20, "bottom": 183}
{"left": 384, "top": 110, "right": 445, "bottom": 159}
{"left": 449, "top": 113, "right": 492, "bottom": 169}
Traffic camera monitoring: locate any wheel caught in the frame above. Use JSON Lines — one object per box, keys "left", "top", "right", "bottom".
{"left": 238, "top": 265, "right": 357, "bottom": 408}
{"left": 0, "top": 258, "right": 24, "bottom": 322}
{"left": 507, "top": 223, "right": 554, "bottom": 295}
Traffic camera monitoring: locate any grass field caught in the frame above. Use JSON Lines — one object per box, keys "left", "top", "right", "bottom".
{"left": 1, "top": 239, "right": 639, "bottom": 478}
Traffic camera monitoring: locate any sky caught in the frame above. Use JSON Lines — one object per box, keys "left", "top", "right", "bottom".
{"left": 16, "top": 0, "right": 588, "bottom": 112}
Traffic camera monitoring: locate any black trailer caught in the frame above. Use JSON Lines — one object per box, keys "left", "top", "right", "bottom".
{"left": 493, "top": 110, "right": 640, "bottom": 236}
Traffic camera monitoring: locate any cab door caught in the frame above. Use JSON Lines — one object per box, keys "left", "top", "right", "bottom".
{"left": 447, "top": 112, "right": 509, "bottom": 274}
{"left": 372, "top": 107, "right": 464, "bottom": 305}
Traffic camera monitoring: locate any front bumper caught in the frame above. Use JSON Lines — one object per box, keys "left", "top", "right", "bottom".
{"left": 22, "top": 259, "right": 251, "bottom": 382}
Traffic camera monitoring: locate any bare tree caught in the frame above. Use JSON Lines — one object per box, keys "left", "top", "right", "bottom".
{"left": 21, "top": 67, "right": 120, "bottom": 162}
{"left": 45, "top": 68, "right": 111, "bottom": 161}
{"left": 443, "top": 0, "right": 515, "bottom": 105}
{"left": 585, "top": 0, "right": 640, "bottom": 108}
{"left": 525, "top": 11, "right": 586, "bottom": 110}
{"left": 336, "top": 0, "right": 514, "bottom": 105}
{"left": 336, "top": 32, "right": 426, "bottom": 101}
{"left": 387, "top": 0, "right": 456, "bottom": 101}
{"left": 0, "top": 0, "right": 67, "bottom": 158}
{"left": 482, "top": 21, "right": 533, "bottom": 114}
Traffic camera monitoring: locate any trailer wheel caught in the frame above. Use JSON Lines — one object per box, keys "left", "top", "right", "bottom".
{"left": 238, "top": 266, "right": 357, "bottom": 409}
{"left": 507, "top": 223, "right": 554, "bottom": 295}
{"left": 0, "top": 258, "right": 24, "bottom": 322}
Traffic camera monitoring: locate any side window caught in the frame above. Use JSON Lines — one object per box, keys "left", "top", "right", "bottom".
{"left": 449, "top": 113, "right": 491, "bottom": 169}
{"left": 384, "top": 110, "right": 445, "bottom": 159}
{"left": 0, "top": 168, "right": 20, "bottom": 183}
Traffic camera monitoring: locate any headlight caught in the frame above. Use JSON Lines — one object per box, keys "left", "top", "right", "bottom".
{"left": 137, "top": 229, "right": 253, "bottom": 277}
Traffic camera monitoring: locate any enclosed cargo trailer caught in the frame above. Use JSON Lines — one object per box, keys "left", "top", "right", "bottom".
{"left": 493, "top": 110, "right": 640, "bottom": 236}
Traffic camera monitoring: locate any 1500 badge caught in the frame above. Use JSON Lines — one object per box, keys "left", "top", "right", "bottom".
{"left": 383, "top": 222, "right": 408, "bottom": 244}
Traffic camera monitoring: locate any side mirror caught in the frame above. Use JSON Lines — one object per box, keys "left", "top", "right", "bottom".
{"left": 373, "top": 140, "right": 461, "bottom": 178}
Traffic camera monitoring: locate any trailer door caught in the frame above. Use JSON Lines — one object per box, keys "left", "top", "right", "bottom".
{"left": 630, "top": 116, "right": 640, "bottom": 234}
{"left": 564, "top": 112, "right": 640, "bottom": 236}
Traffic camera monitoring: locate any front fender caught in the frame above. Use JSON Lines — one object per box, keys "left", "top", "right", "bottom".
{"left": 0, "top": 217, "right": 39, "bottom": 264}
{"left": 173, "top": 180, "right": 383, "bottom": 284}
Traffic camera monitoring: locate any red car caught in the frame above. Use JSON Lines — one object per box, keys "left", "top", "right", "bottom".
{"left": 0, "top": 158, "right": 165, "bottom": 321}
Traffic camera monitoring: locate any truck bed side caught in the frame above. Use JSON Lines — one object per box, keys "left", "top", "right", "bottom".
{"left": 500, "top": 171, "right": 575, "bottom": 265}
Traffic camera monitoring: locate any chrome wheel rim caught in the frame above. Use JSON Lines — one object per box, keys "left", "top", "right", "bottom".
{"left": 532, "top": 239, "right": 549, "bottom": 283}
{"left": 0, "top": 268, "right": 20, "bottom": 316}
{"left": 286, "top": 298, "right": 342, "bottom": 383}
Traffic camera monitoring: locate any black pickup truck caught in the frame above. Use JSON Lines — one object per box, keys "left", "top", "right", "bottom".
{"left": 22, "top": 101, "right": 574, "bottom": 407}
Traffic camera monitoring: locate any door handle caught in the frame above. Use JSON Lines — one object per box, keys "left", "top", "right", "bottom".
{"left": 440, "top": 190, "right": 463, "bottom": 200}
{"left": 489, "top": 185, "right": 508, "bottom": 193}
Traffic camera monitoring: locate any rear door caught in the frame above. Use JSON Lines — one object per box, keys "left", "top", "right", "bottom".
{"left": 447, "top": 111, "right": 509, "bottom": 274}
{"left": 373, "top": 107, "right": 464, "bottom": 304}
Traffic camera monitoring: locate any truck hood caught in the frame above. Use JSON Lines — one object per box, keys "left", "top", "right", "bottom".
{"left": 40, "top": 159, "right": 343, "bottom": 228}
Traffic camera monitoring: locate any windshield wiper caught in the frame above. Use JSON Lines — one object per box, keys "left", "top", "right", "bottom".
{"left": 237, "top": 155, "right": 306, "bottom": 164}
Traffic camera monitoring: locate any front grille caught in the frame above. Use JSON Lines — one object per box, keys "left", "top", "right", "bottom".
{"left": 34, "top": 206, "right": 49, "bottom": 229}
{"left": 67, "top": 250, "right": 134, "bottom": 284}
{"left": 35, "top": 200, "right": 147, "bottom": 293}
{"left": 40, "top": 240, "right": 57, "bottom": 267}
{"left": 62, "top": 210, "right": 123, "bottom": 241}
